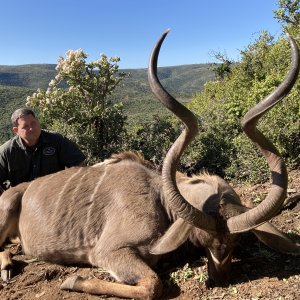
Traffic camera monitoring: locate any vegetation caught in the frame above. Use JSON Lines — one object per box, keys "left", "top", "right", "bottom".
{"left": 0, "top": 86, "right": 35, "bottom": 141}
{"left": 185, "top": 1, "right": 300, "bottom": 183}
{"left": 274, "top": 0, "right": 300, "bottom": 26}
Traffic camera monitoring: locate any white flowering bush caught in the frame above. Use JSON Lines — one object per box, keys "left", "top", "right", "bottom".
{"left": 26, "top": 49, "right": 127, "bottom": 163}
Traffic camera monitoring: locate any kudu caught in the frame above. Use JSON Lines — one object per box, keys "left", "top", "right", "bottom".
{"left": 0, "top": 29, "right": 299, "bottom": 299}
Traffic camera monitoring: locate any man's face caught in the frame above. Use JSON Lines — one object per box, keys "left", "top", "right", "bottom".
{"left": 13, "top": 114, "right": 41, "bottom": 147}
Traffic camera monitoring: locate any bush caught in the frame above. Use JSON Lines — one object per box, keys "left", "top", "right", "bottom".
{"left": 128, "top": 115, "right": 180, "bottom": 167}
{"left": 187, "top": 29, "right": 300, "bottom": 183}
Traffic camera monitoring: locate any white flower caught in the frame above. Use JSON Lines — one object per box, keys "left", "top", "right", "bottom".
{"left": 49, "top": 80, "right": 56, "bottom": 87}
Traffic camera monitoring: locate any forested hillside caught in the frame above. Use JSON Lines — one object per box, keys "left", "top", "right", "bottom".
{"left": 0, "top": 63, "right": 214, "bottom": 141}
{"left": 0, "top": 64, "right": 57, "bottom": 88}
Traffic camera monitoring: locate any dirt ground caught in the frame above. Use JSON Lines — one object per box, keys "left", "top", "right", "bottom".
{"left": 0, "top": 170, "right": 299, "bottom": 300}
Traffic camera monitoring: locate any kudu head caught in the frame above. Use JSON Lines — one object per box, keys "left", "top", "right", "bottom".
{"left": 148, "top": 29, "right": 300, "bottom": 286}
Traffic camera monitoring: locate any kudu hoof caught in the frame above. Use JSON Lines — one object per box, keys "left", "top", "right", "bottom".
{"left": 0, "top": 249, "right": 13, "bottom": 281}
{"left": 1, "top": 268, "right": 12, "bottom": 281}
{"left": 60, "top": 275, "right": 83, "bottom": 291}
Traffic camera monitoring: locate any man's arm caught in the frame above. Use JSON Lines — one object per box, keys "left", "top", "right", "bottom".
{"left": 0, "top": 148, "right": 9, "bottom": 194}
{"left": 0, "top": 185, "right": 5, "bottom": 195}
{"left": 77, "top": 161, "right": 86, "bottom": 167}
{"left": 58, "top": 134, "right": 86, "bottom": 167}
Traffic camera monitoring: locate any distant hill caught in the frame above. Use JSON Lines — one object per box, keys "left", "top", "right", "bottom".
{"left": 0, "top": 64, "right": 57, "bottom": 89}
{"left": 115, "top": 64, "right": 214, "bottom": 123}
{"left": 0, "top": 63, "right": 215, "bottom": 141}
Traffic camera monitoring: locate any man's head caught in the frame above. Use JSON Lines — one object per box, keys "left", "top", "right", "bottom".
{"left": 11, "top": 108, "right": 41, "bottom": 147}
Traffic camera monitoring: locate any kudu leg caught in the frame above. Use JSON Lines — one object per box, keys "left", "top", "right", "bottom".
{"left": 61, "top": 247, "right": 163, "bottom": 299}
{"left": 0, "top": 187, "right": 25, "bottom": 281}
{"left": 0, "top": 248, "right": 13, "bottom": 281}
{"left": 61, "top": 275, "right": 162, "bottom": 299}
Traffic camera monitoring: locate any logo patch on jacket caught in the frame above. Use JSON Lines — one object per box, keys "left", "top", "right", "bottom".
{"left": 43, "top": 147, "right": 56, "bottom": 156}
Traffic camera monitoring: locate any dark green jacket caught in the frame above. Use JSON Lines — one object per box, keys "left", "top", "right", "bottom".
{"left": 0, "top": 130, "right": 85, "bottom": 187}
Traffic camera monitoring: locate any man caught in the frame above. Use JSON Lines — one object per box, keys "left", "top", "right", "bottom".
{"left": 0, "top": 108, "right": 86, "bottom": 191}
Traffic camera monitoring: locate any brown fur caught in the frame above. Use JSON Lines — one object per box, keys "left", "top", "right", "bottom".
{"left": 109, "top": 151, "right": 157, "bottom": 170}
{"left": 0, "top": 151, "right": 299, "bottom": 298}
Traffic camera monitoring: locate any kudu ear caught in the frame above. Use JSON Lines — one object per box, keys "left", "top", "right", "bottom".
{"left": 224, "top": 203, "right": 300, "bottom": 254}
{"left": 150, "top": 218, "right": 193, "bottom": 255}
{"left": 252, "top": 222, "right": 300, "bottom": 255}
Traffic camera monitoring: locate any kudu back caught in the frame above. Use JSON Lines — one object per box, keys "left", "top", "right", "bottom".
{"left": 0, "top": 30, "right": 299, "bottom": 299}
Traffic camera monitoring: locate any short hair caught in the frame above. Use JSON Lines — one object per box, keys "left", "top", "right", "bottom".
{"left": 11, "top": 108, "right": 36, "bottom": 127}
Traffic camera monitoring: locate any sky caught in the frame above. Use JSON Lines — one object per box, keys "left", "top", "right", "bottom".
{"left": 0, "top": 0, "right": 283, "bottom": 69}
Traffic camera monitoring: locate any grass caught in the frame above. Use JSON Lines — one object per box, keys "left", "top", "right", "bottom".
{"left": 167, "top": 262, "right": 208, "bottom": 285}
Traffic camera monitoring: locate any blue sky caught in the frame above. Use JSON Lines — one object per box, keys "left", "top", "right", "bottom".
{"left": 0, "top": 0, "right": 283, "bottom": 69}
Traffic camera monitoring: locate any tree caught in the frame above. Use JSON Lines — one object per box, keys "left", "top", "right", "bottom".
{"left": 209, "top": 50, "right": 233, "bottom": 80}
{"left": 274, "top": 0, "right": 300, "bottom": 26}
{"left": 26, "top": 49, "right": 127, "bottom": 163}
